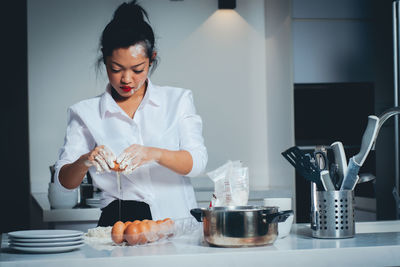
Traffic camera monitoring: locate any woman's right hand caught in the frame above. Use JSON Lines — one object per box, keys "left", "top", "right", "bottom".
{"left": 84, "top": 145, "right": 116, "bottom": 173}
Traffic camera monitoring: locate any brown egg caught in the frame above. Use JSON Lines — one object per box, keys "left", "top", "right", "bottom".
{"left": 137, "top": 221, "right": 151, "bottom": 244}
{"left": 147, "top": 220, "right": 159, "bottom": 232}
{"left": 146, "top": 220, "right": 160, "bottom": 242}
{"left": 111, "top": 221, "right": 125, "bottom": 244}
{"left": 124, "top": 221, "right": 132, "bottom": 227}
{"left": 132, "top": 220, "right": 141, "bottom": 225}
{"left": 124, "top": 223, "right": 140, "bottom": 245}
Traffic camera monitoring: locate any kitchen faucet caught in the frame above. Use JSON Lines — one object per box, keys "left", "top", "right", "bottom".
{"left": 372, "top": 106, "right": 400, "bottom": 147}
{"left": 372, "top": 106, "right": 400, "bottom": 218}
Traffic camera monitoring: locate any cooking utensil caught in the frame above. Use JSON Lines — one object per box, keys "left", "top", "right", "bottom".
{"left": 314, "top": 146, "right": 335, "bottom": 191}
{"left": 340, "top": 116, "right": 379, "bottom": 190}
{"left": 320, "top": 170, "right": 335, "bottom": 191}
{"left": 190, "top": 206, "right": 293, "bottom": 247}
{"left": 281, "top": 146, "right": 322, "bottom": 187}
{"left": 329, "top": 163, "right": 340, "bottom": 189}
{"left": 353, "top": 116, "right": 380, "bottom": 166}
{"left": 310, "top": 182, "right": 318, "bottom": 231}
{"left": 330, "top": 141, "right": 347, "bottom": 188}
{"left": 357, "top": 173, "right": 376, "bottom": 184}
{"left": 314, "top": 150, "right": 329, "bottom": 171}
{"left": 340, "top": 158, "right": 361, "bottom": 190}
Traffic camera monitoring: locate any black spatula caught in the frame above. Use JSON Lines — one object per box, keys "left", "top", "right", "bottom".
{"left": 281, "top": 146, "right": 323, "bottom": 188}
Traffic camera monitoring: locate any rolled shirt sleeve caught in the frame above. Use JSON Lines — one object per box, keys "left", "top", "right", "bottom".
{"left": 178, "top": 90, "right": 208, "bottom": 177}
{"left": 54, "top": 107, "right": 95, "bottom": 192}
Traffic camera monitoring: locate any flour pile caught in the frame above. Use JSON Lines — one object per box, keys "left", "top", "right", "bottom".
{"left": 84, "top": 226, "right": 124, "bottom": 251}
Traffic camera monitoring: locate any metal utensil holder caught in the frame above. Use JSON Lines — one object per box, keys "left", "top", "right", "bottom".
{"left": 311, "top": 189, "right": 355, "bottom": 239}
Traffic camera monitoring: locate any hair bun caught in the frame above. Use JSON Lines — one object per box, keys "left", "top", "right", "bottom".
{"left": 99, "top": 0, "right": 158, "bottom": 71}
{"left": 113, "top": 1, "right": 149, "bottom": 26}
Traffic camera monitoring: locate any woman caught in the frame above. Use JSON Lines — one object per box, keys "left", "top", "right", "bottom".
{"left": 54, "top": 1, "right": 207, "bottom": 226}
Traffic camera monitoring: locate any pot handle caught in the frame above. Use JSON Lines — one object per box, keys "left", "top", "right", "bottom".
{"left": 190, "top": 208, "right": 203, "bottom": 222}
{"left": 264, "top": 210, "right": 294, "bottom": 223}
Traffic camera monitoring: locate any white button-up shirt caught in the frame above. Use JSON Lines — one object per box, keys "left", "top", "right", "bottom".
{"left": 54, "top": 80, "right": 208, "bottom": 220}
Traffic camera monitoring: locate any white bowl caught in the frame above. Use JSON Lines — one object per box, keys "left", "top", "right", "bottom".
{"left": 48, "top": 183, "right": 78, "bottom": 209}
{"left": 263, "top": 197, "right": 293, "bottom": 238}
{"left": 277, "top": 213, "right": 294, "bottom": 238}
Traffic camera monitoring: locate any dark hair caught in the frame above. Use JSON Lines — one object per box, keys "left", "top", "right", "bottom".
{"left": 98, "top": 1, "right": 158, "bottom": 72}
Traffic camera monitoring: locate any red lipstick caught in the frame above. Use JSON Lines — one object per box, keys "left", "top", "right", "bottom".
{"left": 120, "top": 86, "right": 132, "bottom": 92}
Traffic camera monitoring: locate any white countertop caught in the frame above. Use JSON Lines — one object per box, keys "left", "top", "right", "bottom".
{"left": 1, "top": 221, "right": 400, "bottom": 267}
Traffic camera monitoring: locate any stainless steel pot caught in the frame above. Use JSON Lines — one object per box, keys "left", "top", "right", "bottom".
{"left": 190, "top": 206, "right": 293, "bottom": 247}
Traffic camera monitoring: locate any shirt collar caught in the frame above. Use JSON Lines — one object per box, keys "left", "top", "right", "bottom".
{"left": 100, "top": 79, "right": 160, "bottom": 119}
{"left": 143, "top": 79, "right": 161, "bottom": 107}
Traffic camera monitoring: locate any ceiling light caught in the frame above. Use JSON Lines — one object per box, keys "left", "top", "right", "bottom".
{"left": 218, "top": 0, "right": 236, "bottom": 9}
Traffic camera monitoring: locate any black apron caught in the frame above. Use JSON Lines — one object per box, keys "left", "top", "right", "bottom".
{"left": 97, "top": 200, "right": 152, "bottom": 226}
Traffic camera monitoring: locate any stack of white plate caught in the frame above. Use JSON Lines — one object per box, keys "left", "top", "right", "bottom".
{"left": 8, "top": 230, "right": 84, "bottom": 253}
{"left": 85, "top": 198, "right": 101, "bottom": 208}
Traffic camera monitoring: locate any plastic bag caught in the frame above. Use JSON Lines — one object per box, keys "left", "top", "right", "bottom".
{"left": 207, "top": 161, "right": 249, "bottom": 206}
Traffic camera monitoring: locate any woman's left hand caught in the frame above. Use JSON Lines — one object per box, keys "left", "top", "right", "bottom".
{"left": 116, "top": 144, "right": 161, "bottom": 175}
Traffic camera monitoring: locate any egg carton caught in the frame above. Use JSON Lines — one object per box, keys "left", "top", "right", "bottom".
{"left": 171, "top": 217, "right": 202, "bottom": 237}
{"left": 113, "top": 217, "right": 201, "bottom": 246}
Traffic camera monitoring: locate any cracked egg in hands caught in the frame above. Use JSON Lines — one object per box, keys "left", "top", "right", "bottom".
{"left": 110, "top": 161, "right": 126, "bottom": 172}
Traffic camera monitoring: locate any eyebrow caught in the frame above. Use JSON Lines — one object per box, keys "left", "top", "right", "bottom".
{"left": 111, "top": 61, "right": 145, "bottom": 68}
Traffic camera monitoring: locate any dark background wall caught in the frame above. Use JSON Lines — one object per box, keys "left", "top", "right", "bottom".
{"left": 1, "top": 0, "right": 31, "bottom": 233}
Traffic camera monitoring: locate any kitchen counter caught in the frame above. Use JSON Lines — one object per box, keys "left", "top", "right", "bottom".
{"left": 32, "top": 193, "right": 101, "bottom": 223}
{"left": 1, "top": 221, "right": 400, "bottom": 267}
{"left": 31, "top": 188, "right": 291, "bottom": 226}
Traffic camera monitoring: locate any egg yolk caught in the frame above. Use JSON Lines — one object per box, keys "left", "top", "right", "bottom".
{"left": 110, "top": 161, "right": 126, "bottom": 172}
